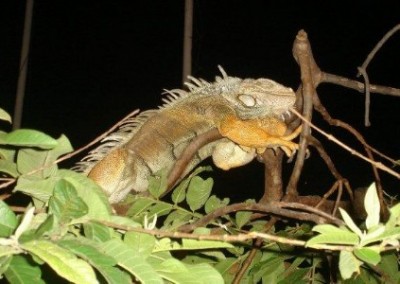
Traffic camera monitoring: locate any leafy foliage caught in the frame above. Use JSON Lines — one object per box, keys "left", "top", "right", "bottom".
{"left": 0, "top": 107, "right": 399, "bottom": 283}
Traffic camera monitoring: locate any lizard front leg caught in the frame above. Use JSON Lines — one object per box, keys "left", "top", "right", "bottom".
{"left": 218, "top": 115, "right": 301, "bottom": 157}
{"left": 212, "top": 139, "right": 256, "bottom": 170}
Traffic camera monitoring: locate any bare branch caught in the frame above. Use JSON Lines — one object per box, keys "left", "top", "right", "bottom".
{"left": 291, "top": 108, "right": 400, "bottom": 180}
{"left": 178, "top": 201, "right": 343, "bottom": 233}
{"left": 321, "top": 72, "right": 400, "bottom": 97}
{"left": 286, "top": 30, "right": 316, "bottom": 198}
{"left": 260, "top": 149, "right": 283, "bottom": 203}
{"left": 357, "top": 67, "right": 371, "bottom": 126}
{"left": 357, "top": 23, "right": 400, "bottom": 76}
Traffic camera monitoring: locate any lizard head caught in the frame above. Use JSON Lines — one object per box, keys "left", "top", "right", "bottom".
{"left": 181, "top": 66, "right": 296, "bottom": 121}
{"left": 214, "top": 66, "right": 296, "bottom": 121}
{"left": 221, "top": 78, "right": 296, "bottom": 120}
{"left": 233, "top": 78, "right": 296, "bottom": 120}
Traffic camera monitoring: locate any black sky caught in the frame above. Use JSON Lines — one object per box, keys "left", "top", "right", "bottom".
{"left": 1, "top": 1, "right": 400, "bottom": 199}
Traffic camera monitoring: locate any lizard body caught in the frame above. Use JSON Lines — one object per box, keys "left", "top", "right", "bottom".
{"left": 75, "top": 67, "right": 300, "bottom": 203}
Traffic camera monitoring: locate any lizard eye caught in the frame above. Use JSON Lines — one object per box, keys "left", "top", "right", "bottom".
{"left": 238, "top": 94, "right": 256, "bottom": 107}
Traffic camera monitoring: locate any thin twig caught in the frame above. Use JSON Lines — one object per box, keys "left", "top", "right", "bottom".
{"left": 98, "top": 219, "right": 400, "bottom": 253}
{"left": 356, "top": 24, "right": 400, "bottom": 128}
{"left": 291, "top": 109, "right": 400, "bottom": 179}
{"left": 306, "top": 135, "right": 344, "bottom": 181}
{"left": 277, "top": 201, "right": 343, "bottom": 224}
{"left": 310, "top": 93, "right": 389, "bottom": 219}
{"left": 56, "top": 109, "right": 141, "bottom": 165}
{"left": 0, "top": 110, "right": 141, "bottom": 190}
{"left": 357, "top": 67, "right": 371, "bottom": 127}
{"left": 357, "top": 24, "right": 400, "bottom": 76}
{"left": 233, "top": 218, "right": 277, "bottom": 284}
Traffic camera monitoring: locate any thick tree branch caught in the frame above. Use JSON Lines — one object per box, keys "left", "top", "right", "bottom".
{"left": 286, "top": 30, "right": 315, "bottom": 198}
{"left": 260, "top": 149, "right": 284, "bottom": 203}
{"left": 178, "top": 201, "right": 343, "bottom": 233}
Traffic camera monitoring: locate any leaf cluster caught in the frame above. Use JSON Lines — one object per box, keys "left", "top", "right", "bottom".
{"left": 0, "top": 108, "right": 399, "bottom": 283}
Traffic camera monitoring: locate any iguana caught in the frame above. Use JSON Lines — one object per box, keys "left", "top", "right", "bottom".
{"left": 75, "top": 67, "right": 301, "bottom": 204}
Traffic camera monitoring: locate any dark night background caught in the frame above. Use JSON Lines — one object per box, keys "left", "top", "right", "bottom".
{"left": 1, "top": 1, "right": 399, "bottom": 201}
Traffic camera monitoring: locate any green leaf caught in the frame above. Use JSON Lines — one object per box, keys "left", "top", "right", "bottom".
{"left": 126, "top": 197, "right": 156, "bottom": 217}
{"left": 0, "top": 200, "right": 18, "bottom": 237}
{"left": 107, "top": 215, "right": 141, "bottom": 229}
{"left": 58, "top": 170, "right": 112, "bottom": 219}
{"left": 0, "top": 129, "right": 57, "bottom": 149}
{"left": 312, "top": 224, "right": 351, "bottom": 234}
{"left": 377, "top": 252, "right": 399, "bottom": 277}
{"left": 4, "top": 255, "right": 45, "bottom": 284}
{"left": 181, "top": 237, "right": 233, "bottom": 251}
{"left": 279, "top": 268, "right": 309, "bottom": 284}
{"left": 251, "top": 254, "right": 285, "bottom": 283}
{"left": 171, "top": 178, "right": 189, "bottom": 204}
{"left": 339, "top": 208, "right": 363, "bottom": 237}
{"left": 148, "top": 168, "right": 168, "bottom": 199}
{"left": 14, "top": 207, "right": 35, "bottom": 240}
{"left": 16, "top": 134, "right": 73, "bottom": 177}
{"left": 186, "top": 176, "right": 213, "bottom": 212}
{"left": 214, "top": 258, "right": 238, "bottom": 283}
{"left": 0, "top": 255, "right": 12, "bottom": 277}
{"left": 124, "top": 231, "right": 156, "bottom": 259}
{"left": 154, "top": 229, "right": 232, "bottom": 252}
{"left": 21, "top": 240, "right": 98, "bottom": 284}
{"left": 147, "top": 202, "right": 173, "bottom": 218}
{"left": 306, "top": 232, "right": 359, "bottom": 247}
{"left": 171, "top": 166, "right": 214, "bottom": 205}
{"left": 49, "top": 179, "right": 88, "bottom": 223}
{"left": 0, "top": 159, "right": 19, "bottom": 177}
{"left": 149, "top": 252, "right": 224, "bottom": 284}
{"left": 160, "top": 258, "right": 188, "bottom": 272}
{"left": 360, "top": 225, "right": 386, "bottom": 246}
{"left": 0, "top": 146, "right": 16, "bottom": 161}
{"left": 191, "top": 165, "right": 213, "bottom": 176}
{"left": 83, "top": 222, "right": 114, "bottom": 242}
{"left": 371, "top": 227, "right": 400, "bottom": 244}
{"left": 53, "top": 233, "right": 127, "bottom": 284}
{"left": 0, "top": 108, "right": 11, "bottom": 123}
{"left": 166, "top": 261, "right": 224, "bottom": 284}
{"left": 0, "top": 246, "right": 21, "bottom": 259}
{"left": 354, "top": 247, "right": 381, "bottom": 266}
{"left": 204, "top": 195, "right": 229, "bottom": 214}
{"left": 235, "top": 210, "right": 252, "bottom": 229}
{"left": 307, "top": 225, "right": 359, "bottom": 247}
{"left": 153, "top": 238, "right": 187, "bottom": 252}
{"left": 94, "top": 266, "right": 131, "bottom": 284}
{"left": 15, "top": 175, "right": 58, "bottom": 203}
{"left": 58, "top": 239, "right": 117, "bottom": 267}
{"left": 101, "top": 239, "right": 163, "bottom": 284}
{"left": 386, "top": 203, "right": 400, "bottom": 229}
{"left": 279, "top": 256, "right": 307, "bottom": 280}
{"left": 339, "top": 251, "right": 362, "bottom": 280}
{"left": 162, "top": 210, "right": 193, "bottom": 230}
{"left": 181, "top": 252, "right": 221, "bottom": 265}
{"left": 364, "top": 183, "right": 380, "bottom": 229}
{"left": 17, "top": 147, "right": 57, "bottom": 177}
{"left": 34, "top": 215, "right": 55, "bottom": 238}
